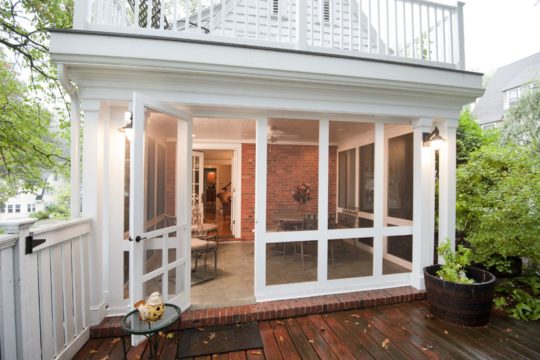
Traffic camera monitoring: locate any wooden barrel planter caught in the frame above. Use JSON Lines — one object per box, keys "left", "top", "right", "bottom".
{"left": 424, "top": 265, "right": 496, "bottom": 326}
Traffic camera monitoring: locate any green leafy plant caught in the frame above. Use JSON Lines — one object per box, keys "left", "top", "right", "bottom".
{"left": 456, "top": 143, "right": 540, "bottom": 271}
{"left": 436, "top": 241, "right": 474, "bottom": 284}
{"left": 494, "top": 275, "right": 540, "bottom": 321}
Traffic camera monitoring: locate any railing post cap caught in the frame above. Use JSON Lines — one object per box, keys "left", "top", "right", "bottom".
{"left": 0, "top": 218, "right": 38, "bottom": 233}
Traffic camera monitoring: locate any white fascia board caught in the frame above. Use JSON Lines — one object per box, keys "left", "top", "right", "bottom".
{"left": 50, "top": 31, "right": 483, "bottom": 98}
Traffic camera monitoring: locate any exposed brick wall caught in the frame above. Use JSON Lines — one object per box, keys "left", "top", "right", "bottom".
{"left": 241, "top": 144, "right": 337, "bottom": 235}
{"left": 241, "top": 144, "right": 256, "bottom": 240}
{"left": 266, "top": 145, "right": 319, "bottom": 228}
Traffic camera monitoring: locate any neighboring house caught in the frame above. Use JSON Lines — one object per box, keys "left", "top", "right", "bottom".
{"left": 47, "top": 0, "right": 482, "bottom": 332}
{"left": 0, "top": 174, "right": 66, "bottom": 220}
{"left": 473, "top": 51, "right": 540, "bottom": 130}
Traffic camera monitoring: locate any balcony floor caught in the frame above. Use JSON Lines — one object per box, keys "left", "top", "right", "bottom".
{"left": 75, "top": 301, "right": 540, "bottom": 359}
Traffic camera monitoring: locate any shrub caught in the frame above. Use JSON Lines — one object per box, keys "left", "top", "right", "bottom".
{"left": 456, "top": 143, "right": 540, "bottom": 271}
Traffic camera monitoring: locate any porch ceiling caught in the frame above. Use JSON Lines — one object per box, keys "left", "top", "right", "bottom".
{"left": 193, "top": 117, "right": 388, "bottom": 143}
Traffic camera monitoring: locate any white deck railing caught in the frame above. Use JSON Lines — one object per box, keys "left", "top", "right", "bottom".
{"left": 74, "top": 0, "right": 465, "bottom": 69}
{"left": 0, "top": 218, "right": 92, "bottom": 360}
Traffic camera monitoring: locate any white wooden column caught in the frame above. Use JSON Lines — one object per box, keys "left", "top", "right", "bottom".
{"left": 107, "top": 106, "right": 131, "bottom": 313}
{"left": 254, "top": 117, "right": 268, "bottom": 299}
{"left": 373, "top": 122, "right": 385, "bottom": 279}
{"left": 70, "top": 98, "right": 82, "bottom": 218}
{"left": 317, "top": 118, "right": 329, "bottom": 282}
{"left": 411, "top": 118, "right": 435, "bottom": 290}
{"left": 438, "top": 119, "right": 458, "bottom": 254}
{"left": 80, "top": 100, "right": 107, "bottom": 325}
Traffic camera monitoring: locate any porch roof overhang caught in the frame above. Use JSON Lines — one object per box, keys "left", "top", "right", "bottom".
{"left": 49, "top": 29, "right": 484, "bottom": 119}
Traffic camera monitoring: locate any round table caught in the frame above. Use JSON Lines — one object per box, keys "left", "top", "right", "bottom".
{"left": 121, "top": 303, "right": 181, "bottom": 359}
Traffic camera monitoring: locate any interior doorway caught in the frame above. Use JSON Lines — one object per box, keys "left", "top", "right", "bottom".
{"left": 200, "top": 150, "right": 234, "bottom": 239}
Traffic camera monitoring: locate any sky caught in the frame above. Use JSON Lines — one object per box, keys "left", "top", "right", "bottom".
{"left": 462, "top": 0, "right": 540, "bottom": 74}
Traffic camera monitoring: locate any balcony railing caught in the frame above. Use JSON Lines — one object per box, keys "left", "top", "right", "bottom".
{"left": 74, "top": 0, "right": 465, "bottom": 69}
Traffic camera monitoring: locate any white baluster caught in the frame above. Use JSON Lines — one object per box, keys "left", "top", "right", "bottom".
{"left": 411, "top": 0, "right": 415, "bottom": 59}
{"left": 385, "top": 0, "right": 389, "bottom": 55}
{"left": 222, "top": 0, "right": 226, "bottom": 36}
{"left": 394, "top": 0, "right": 398, "bottom": 56}
{"left": 359, "top": 0, "right": 363, "bottom": 51}
{"left": 184, "top": 0, "right": 189, "bottom": 32}
{"left": 266, "top": 0, "right": 270, "bottom": 40}
{"left": 449, "top": 7, "right": 454, "bottom": 65}
{"left": 147, "top": 0, "right": 151, "bottom": 28}
{"left": 198, "top": 0, "right": 202, "bottom": 32}
{"left": 442, "top": 8, "right": 446, "bottom": 62}
{"left": 339, "top": 0, "right": 343, "bottom": 49}
{"left": 367, "top": 0, "right": 371, "bottom": 52}
{"left": 434, "top": 6, "right": 438, "bottom": 61}
{"left": 457, "top": 1, "right": 465, "bottom": 69}
{"left": 426, "top": 5, "right": 431, "bottom": 61}
{"left": 160, "top": 0, "right": 165, "bottom": 29}
{"left": 402, "top": 0, "right": 406, "bottom": 57}
{"left": 377, "top": 0, "right": 380, "bottom": 54}
{"left": 419, "top": 3, "right": 423, "bottom": 60}
{"left": 349, "top": 0, "right": 352, "bottom": 50}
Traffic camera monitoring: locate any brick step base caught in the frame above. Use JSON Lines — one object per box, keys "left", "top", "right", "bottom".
{"left": 91, "top": 286, "right": 426, "bottom": 338}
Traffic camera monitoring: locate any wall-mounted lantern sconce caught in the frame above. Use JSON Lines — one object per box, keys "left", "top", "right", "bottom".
{"left": 119, "top": 112, "right": 133, "bottom": 141}
{"left": 423, "top": 126, "right": 445, "bottom": 150}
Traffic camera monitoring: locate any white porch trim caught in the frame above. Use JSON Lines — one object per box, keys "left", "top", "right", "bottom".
{"left": 410, "top": 118, "right": 436, "bottom": 290}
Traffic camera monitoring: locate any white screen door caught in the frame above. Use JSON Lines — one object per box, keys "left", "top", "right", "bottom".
{"left": 192, "top": 151, "right": 204, "bottom": 223}
{"left": 129, "top": 93, "right": 192, "bottom": 339}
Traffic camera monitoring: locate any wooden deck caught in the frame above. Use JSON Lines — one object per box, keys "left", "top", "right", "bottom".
{"left": 75, "top": 301, "right": 540, "bottom": 359}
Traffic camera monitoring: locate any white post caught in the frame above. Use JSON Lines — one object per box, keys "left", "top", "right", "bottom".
{"left": 373, "top": 122, "right": 384, "bottom": 279}
{"left": 254, "top": 117, "right": 268, "bottom": 299}
{"left": 438, "top": 119, "right": 458, "bottom": 256}
{"left": 80, "top": 100, "right": 106, "bottom": 325}
{"left": 411, "top": 118, "right": 435, "bottom": 290}
{"left": 0, "top": 219, "right": 40, "bottom": 359}
{"left": 318, "top": 118, "right": 329, "bottom": 282}
{"left": 73, "top": 0, "right": 88, "bottom": 29}
{"left": 457, "top": 2, "right": 465, "bottom": 70}
{"left": 296, "top": 0, "right": 308, "bottom": 50}
{"left": 70, "top": 98, "right": 82, "bottom": 219}
{"left": 0, "top": 232, "right": 19, "bottom": 360}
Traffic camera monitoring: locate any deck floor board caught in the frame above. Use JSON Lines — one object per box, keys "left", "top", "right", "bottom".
{"left": 74, "top": 301, "right": 540, "bottom": 359}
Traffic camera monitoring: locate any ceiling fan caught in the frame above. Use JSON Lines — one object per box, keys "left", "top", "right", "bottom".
{"left": 267, "top": 126, "right": 300, "bottom": 143}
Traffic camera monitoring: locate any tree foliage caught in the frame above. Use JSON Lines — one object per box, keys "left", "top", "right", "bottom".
{"left": 0, "top": 1, "right": 73, "bottom": 204}
{"left": 501, "top": 84, "right": 540, "bottom": 153}
{"left": 456, "top": 143, "right": 540, "bottom": 270}
{"left": 0, "top": 57, "right": 68, "bottom": 204}
{"left": 0, "top": 0, "right": 73, "bottom": 93}
{"left": 456, "top": 109, "right": 484, "bottom": 164}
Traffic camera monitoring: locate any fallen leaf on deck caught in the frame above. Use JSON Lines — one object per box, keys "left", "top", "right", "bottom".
{"left": 212, "top": 355, "right": 218, "bottom": 358}
{"left": 351, "top": 314, "right": 361, "bottom": 318}
{"left": 382, "top": 338, "right": 390, "bottom": 349}
{"left": 276, "top": 320, "right": 285, "bottom": 325}
{"left": 98, "top": 357, "right": 108, "bottom": 360}
{"left": 505, "top": 328, "right": 512, "bottom": 333}
{"left": 203, "top": 341, "right": 209, "bottom": 344}
{"left": 279, "top": 335, "right": 284, "bottom": 342}
{"left": 251, "top": 350, "right": 263, "bottom": 355}
{"left": 444, "top": 330, "right": 449, "bottom": 335}
{"left": 320, "top": 328, "right": 326, "bottom": 332}
{"left": 308, "top": 339, "right": 315, "bottom": 343}
{"left": 209, "top": 332, "right": 216, "bottom": 340}
{"left": 422, "top": 344, "right": 433, "bottom": 351}
{"left": 424, "top": 313, "right": 434, "bottom": 319}
{"left": 354, "top": 322, "right": 359, "bottom": 325}
{"left": 197, "top": 328, "right": 205, "bottom": 331}
{"left": 166, "top": 333, "right": 175, "bottom": 339}
{"left": 89, "top": 349, "right": 98, "bottom": 354}
{"left": 344, "top": 320, "right": 350, "bottom": 323}
{"left": 159, "top": 331, "right": 165, "bottom": 337}
{"left": 368, "top": 324, "right": 372, "bottom": 328}
{"left": 363, "top": 328, "right": 367, "bottom": 334}
{"left": 109, "top": 338, "right": 121, "bottom": 345}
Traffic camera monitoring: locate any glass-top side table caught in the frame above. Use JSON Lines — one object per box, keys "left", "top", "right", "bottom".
{"left": 121, "top": 303, "right": 181, "bottom": 359}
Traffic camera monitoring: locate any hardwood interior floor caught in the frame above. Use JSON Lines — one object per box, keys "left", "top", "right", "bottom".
{"left": 204, "top": 205, "right": 233, "bottom": 239}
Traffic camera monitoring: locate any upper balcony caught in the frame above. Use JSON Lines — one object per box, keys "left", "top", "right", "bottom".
{"left": 73, "top": 0, "right": 466, "bottom": 70}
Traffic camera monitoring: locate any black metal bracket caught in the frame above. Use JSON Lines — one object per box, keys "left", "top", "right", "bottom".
{"left": 128, "top": 235, "right": 145, "bottom": 243}
{"left": 25, "top": 235, "right": 46, "bottom": 255}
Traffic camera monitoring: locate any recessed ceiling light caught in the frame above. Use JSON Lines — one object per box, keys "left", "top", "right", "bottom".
{"left": 192, "top": 134, "right": 196, "bottom": 137}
